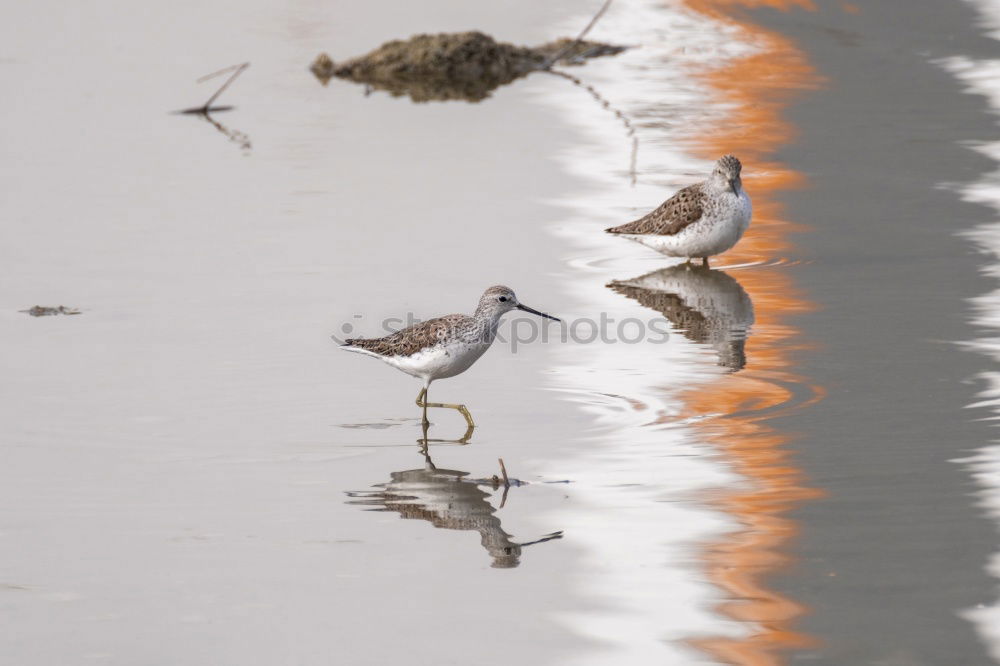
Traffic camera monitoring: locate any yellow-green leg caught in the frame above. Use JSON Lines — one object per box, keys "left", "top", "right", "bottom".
{"left": 417, "top": 422, "right": 473, "bottom": 448}
{"left": 417, "top": 421, "right": 436, "bottom": 467}
{"left": 417, "top": 387, "right": 430, "bottom": 427}
{"left": 455, "top": 424, "right": 474, "bottom": 444}
{"left": 416, "top": 386, "right": 476, "bottom": 428}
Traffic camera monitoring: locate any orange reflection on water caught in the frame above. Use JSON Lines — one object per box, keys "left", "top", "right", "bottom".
{"left": 686, "top": 0, "right": 817, "bottom": 15}
{"left": 680, "top": 2, "right": 824, "bottom": 664}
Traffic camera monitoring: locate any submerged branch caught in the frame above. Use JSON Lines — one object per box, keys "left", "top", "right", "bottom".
{"left": 176, "top": 62, "right": 249, "bottom": 115}
{"left": 200, "top": 113, "right": 252, "bottom": 153}
{"left": 542, "top": 0, "right": 615, "bottom": 69}
{"left": 174, "top": 62, "right": 253, "bottom": 153}
{"left": 542, "top": 67, "right": 639, "bottom": 184}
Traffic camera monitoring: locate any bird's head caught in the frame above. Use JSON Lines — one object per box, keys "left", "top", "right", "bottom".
{"left": 476, "top": 285, "right": 560, "bottom": 322}
{"left": 711, "top": 154, "right": 743, "bottom": 195}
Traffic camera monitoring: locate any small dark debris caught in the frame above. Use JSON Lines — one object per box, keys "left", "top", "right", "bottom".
{"left": 21, "top": 306, "right": 81, "bottom": 317}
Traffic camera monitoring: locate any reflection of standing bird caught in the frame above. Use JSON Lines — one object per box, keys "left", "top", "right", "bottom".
{"left": 606, "top": 155, "right": 751, "bottom": 266}
{"left": 339, "top": 286, "right": 560, "bottom": 428}
{"left": 609, "top": 263, "right": 755, "bottom": 371}
{"left": 347, "top": 462, "right": 562, "bottom": 568}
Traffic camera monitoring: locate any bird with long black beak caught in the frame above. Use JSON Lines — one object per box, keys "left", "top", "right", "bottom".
{"left": 339, "top": 285, "right": 560, "bottom": 430}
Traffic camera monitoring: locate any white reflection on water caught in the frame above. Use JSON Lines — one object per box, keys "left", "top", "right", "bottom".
{"left": 528, "top": 0, "right": 772, "bottom": 661}
{"left": 941, "top": 1, "right": 1000, "bottom": 659}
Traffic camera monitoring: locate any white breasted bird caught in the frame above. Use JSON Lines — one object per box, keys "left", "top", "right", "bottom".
{"left": 339, "top": 286, "right": 560, "bottom": 429}
{"left": 606, "top": 155, "right": 752, "bottom": 266}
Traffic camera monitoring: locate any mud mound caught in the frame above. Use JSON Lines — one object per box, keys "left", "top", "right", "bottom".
{"left": 311, "top": 31, "right": 626, "bottom": 102}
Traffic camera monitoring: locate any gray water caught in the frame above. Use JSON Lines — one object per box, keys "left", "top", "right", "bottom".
{"left": 751, "top": 2, "right": 1000, "bottom": 664}
{"left": 3, "top": 0, "right": 1000, "bottom": 664}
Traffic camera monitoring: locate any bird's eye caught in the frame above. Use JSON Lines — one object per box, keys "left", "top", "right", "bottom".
{"left": 499, "top": 296, "right": 508, "bottom": 302}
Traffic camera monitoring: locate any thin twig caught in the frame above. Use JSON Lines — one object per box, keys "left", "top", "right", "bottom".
{"left": 176, "top": 62, "right": 249, "bottom": 114}
{"left": 518, "top": 531, "right": 565, "bottom": 547}
{"left": 542, "top": 68, "right": 638, "bottom": 184}
{"left": 542, "top": 69, "right": 633, "bottom": 138}
{"left": 199, "top": 62, "right": 249, "bottom": 111}
{"left": 543, "top": 0, "right": 614, "bottom": 69}
{"left": 201, "top": 113, "right": 252, "bottom": 152}
{"left": 196, "top": 63, "right": 245, "bottom": 84}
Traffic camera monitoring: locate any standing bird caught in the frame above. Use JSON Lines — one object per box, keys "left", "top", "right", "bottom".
{"left": 340, "top": 285, "right": 560, "bottom": 428}
{"left": 606, "top": 155, "right": 752, "bottom": 266}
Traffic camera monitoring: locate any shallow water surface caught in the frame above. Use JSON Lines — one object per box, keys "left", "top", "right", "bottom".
{"left": 3, "top": 0, "right": 1000, "bottom": 664}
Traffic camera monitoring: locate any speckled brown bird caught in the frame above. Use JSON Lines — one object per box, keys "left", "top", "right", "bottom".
{"left": 340, "top": 285, "right": 560, "bottom": 428}
{"left": 607, "top": 155, "right": 752, "bottom": 266}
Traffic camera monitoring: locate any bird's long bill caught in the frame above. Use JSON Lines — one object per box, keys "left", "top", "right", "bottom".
{"left": 517, "top": 303, "right": 561, "bottom": 322}
{"left": 729, "top": 178, "right": 739, "bottom": 195}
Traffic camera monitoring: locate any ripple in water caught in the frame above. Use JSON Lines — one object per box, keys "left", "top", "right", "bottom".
{"left": 532, "top": 0, "right": 824, "bottom": 662}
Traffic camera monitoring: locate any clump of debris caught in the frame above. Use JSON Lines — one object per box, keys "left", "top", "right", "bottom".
{"left": 21, "top": 305, "right": 81, "bottom": 317}
{"left": 310, "top": 31, "right": 627, "bottom": 102}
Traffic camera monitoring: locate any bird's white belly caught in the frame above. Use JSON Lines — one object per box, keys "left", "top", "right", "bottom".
{"left": 383, "top": 341, "right": 490, "bottom": 381}
{"left": 628, "top": 193, "right": 751, "bottom": 258}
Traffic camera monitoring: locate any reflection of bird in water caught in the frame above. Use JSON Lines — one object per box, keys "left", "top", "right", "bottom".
{"left": 609, "top": 263, "right": 754, "bottom": 371}
{"left": 346, "top": 451, "right": 562, "bottom": 568}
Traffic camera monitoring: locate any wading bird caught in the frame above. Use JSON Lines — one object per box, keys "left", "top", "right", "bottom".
{"left": 340, "top": 285, "right": 560, "bottom": 429}
{"left": 607, "top": 155, "right": 752, "bottom": 266}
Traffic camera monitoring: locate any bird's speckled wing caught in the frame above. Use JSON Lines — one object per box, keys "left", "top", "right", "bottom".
{"left": 345, "top": 314, "right": 470, "bottom": 357}
{"left": 606, "top": 183, "right": 705, "bottom": 235}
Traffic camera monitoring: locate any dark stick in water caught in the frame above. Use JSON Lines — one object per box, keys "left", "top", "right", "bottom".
{"left": 499, "top": 458, "right": 511, "bottom": 488}
{"left": 176, "top": 62, "right": 249, "bottom": 115}
{"left": 541, "top": 67, "right": 639, "bottom": 185}
{"left": 542, "top": 0, "right": 614, "bottom": 69}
